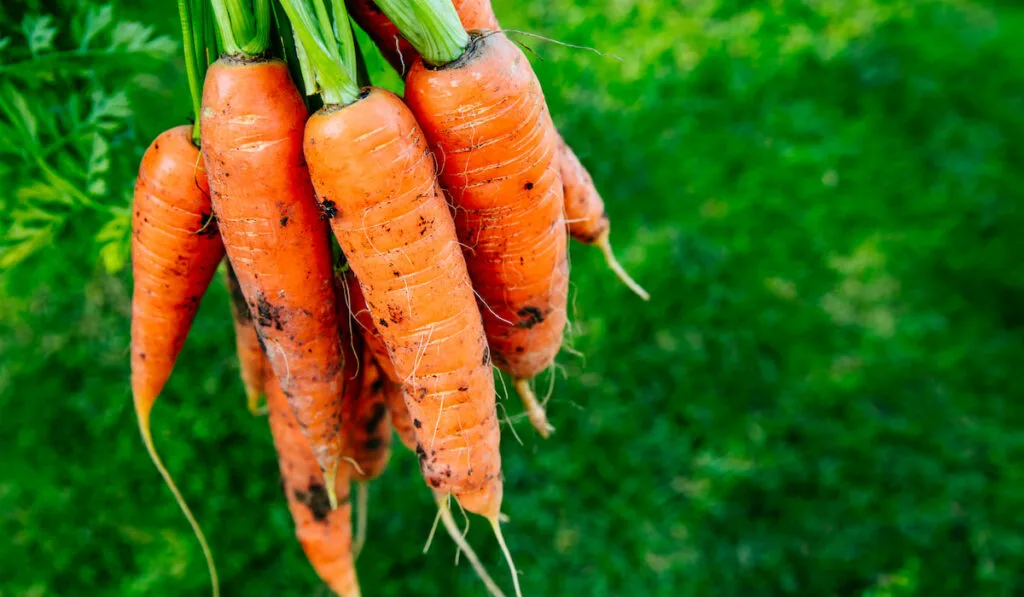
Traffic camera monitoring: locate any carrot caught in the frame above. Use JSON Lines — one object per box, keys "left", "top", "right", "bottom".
{"left": 266, "top": 370, "right": 360, "bottom": 597}
{"left": 201, "top": 47, "right": 347, "bottom": 507}
{"left": 223, "top": 261, "right": 268, "bottom": 415}
{"left": 341, "top": 271, "right": 415, "bottom": 451}
{"left": 343, "top": 271, "right": 399, "bottom": 383}
{"left": 398, "top": 27, "right": 569, "bottom": 440}
{"left": 355, "top": 0, "right": 648, "bottom": 300}
{"left": 280, "top": 0, "right": 502, "bottom": 521}
{"left": 557, "top": 134, "right": 649, "bottom": 300}
{"left": 344, "top": 344, "right": 392, "bottom": 482}
{"left": 385, "top": 376, "right": 416, "bottom": 451}
{"left": 130, "top": 124, "right": 223, "bottom": 597}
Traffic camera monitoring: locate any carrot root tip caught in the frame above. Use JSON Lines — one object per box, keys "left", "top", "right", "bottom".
{"left": 489, "top": 515, "right": 522, "bottom": 597}
{"left": 596, "top": 232, "right": 650, "bottom": 301}
{"left": 136, "top": 409, "right": 220, "bottom": 597}
{"left": 245, "top": 391, "right": 267, "bottom": 416}
{"left": 514, "top": 378, "right": 554, "bottom": 438}
{"left": 436, "top": 496, "right": 507, "bottom": 597}
{"left": 324, "top": 464, "right": 340, "bottom": 510}
{"left": 353, "top": 481, "right": 369, "bottom": 560}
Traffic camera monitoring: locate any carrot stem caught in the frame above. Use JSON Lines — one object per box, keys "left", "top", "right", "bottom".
{"left": 596, "top": 232, "right": 650, "bottom": 301}
{"left": 177, "top": 0, "right": 203, "bottom": 145}
{"left": 278, "top": 0, "right": 359, "bottom": 104}
{"left": 329, "top": 0, "right": 358, "bottom": 79}
{"left": 210, "top": 0, "right": 269, "bottom": 56}
{"left": 373, "top": 0, "right": 468, "bottom": 66}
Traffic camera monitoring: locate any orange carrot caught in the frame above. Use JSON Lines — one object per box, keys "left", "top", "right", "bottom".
{"left": 344, "top": 345, "right": 392, "bottom": 482}
{"left": 201, "top": 57, "right": 346, "bottom": 507}
{"left": 304, "top": 86, "right": 502, "bottom": 520}
{"left": 403, "top": 31, "right": 569, "bottom": 438}
{"left": 224, "top": 260, "right": 268, "bottom": 415}
{"left": 557, "top": 134, "right": 649, "bottom": 300}
{"left": 130, "top": 124, "right": 224, "bottom": 596}
{"left": 355, "top": 0, "right": 648, "bottom": 300}
{"left": 267, "top": 371, "right": 360, "bottom": 597}
{"left": 343, "top": 271, "right": 399, "bottom": 383}
{"left": 385, "top": 376, "right": 416, "bottom": 451}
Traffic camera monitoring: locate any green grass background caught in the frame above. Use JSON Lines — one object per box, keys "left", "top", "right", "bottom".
{"left": 3, "top": 0, "right": 1024, "bottom": 595}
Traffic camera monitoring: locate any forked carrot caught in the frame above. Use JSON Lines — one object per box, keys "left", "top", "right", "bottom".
{"left": 223, "top": 261, "right": 268, "bottom": 415}
{"left": 201, "top": 15, "right": 347, "bottom": 507}
{"left": 267, "top": 371, "right": 360, "bottom": 597}
{"left": 131, "top": 124, "right": 223, "bottom": 597}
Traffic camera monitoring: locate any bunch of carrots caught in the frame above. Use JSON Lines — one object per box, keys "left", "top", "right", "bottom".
{"left": 130, "top": 0, "right": 646, "bottom": 595}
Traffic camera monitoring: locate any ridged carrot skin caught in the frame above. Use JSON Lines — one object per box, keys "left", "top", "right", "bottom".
{"left": 267, "top": 372, "right": 360, "bottom": 597}
{"left": 131, "top": 125, "right": 224, "bottom": 411}
{"left": 224, "top": 261, "right": 268, "bottom": 415}
{"left": 130, "top": 124, "right": 224, "bottom": 596}
{"left": 404, "top": 33, "right": 569, "bottom": 381}
{"left": 201, "top": 57, "right": 346, "bottom": 495}
{"left": 304, "top": 88, "right": 502, "bottom": 519}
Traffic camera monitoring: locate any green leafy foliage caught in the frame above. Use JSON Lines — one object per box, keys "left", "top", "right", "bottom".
{"left": 0, "top": 1, "right": 175, "bottom": 272}
{"left": 2, "top": 0, "right": 1024, "bottom": 596}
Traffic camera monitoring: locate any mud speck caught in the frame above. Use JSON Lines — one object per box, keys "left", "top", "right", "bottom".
{"left": 516, "top": 306, "right": 544, "bottom": 329}
{"left": 293, "top": 484, "right": 331, "bottom": 522}
{"left": 280, "top": 216, "right": 289, "bottom": 227}
{"left": 256, "top": 294, "right": 285, "bottom": 331}
{"left": 363, "top": 402, "right": 388, "bottom": 434}
{"left": 319, "top": 199, "right": 338, "bottom": 219}
{"left": 524, "top": 182, "right": 534, "bottom": 190}
{"left": 387, "top": 304, "right": 404, "bottom": 324}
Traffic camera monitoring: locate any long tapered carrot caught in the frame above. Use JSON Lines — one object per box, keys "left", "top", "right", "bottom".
{"left": 279, "top": 0, "right": 502, "bottom": 520}
{"left": 354, "top": 0, "right": 648, "bottom": 302}
{"left": 201, "top": 56, "right": 346, "bottom": 508}
{"left": 305, "top": 87, "right": 502, "bottom": 518}
{"left": 131, "top": 124, "right": 223, "bottom": 597}
{"left": 400, "top": 29, "right": 569, "bottom": 439}
{"left": 267, "top": 370, "right": 360, "bottom": 597}
{"left": 223, "top": 260, "right": 268, "bottom": 415}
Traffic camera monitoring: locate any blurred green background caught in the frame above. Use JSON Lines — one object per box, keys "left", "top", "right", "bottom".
{"left": 3, "top": 0, "right": 1024, "bottom": 595}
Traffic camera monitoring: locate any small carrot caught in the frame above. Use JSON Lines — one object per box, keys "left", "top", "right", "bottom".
{"left": 201, "top": 14, "right": 347, "bottom": 508}
{"left": 385, "top": 376, "right": 416, "bottom": 451}
{"left": 557, "top": 134, "right": 649, "bottom": 300}
{"left": 223, "top": 261, "right": 268, "bottom": 415}
{"left": 280, "top": 0, "right": 503, "bottom": 521}
{"left": 267, "top": 370, "right": 360, "bottom": 597}
{"left": 130, "top": 124, "right": 223, "bottom": 597}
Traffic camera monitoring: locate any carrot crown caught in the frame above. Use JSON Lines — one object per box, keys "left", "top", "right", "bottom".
{"left": 374, "top": 0, "right": 469, "bottom": 66}
{"left": 278, "top": 0, "right": 360, "bottom": 105}
{"left": 211, "top": 0, "right": 271, "bottom": 57}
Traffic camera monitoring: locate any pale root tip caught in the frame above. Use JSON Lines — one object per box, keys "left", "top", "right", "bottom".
{"left": 596, "top": 232, "right": 650, "bottom": 301}
{"left": 245, "top": 391, "right": 267, "bottom": 416}
{"left": 514, "top": 378, "right": 554, "bottom": 438}
{"left": 353, "top": 482, "right": 369, "bottom": 560}
{"left": 136, "top": 410, "right": 220, "bottom": 597}
{"left": 436, "top": 497, "right": 506, "bottom": 597}
{"left": 324, "top": 464, "right": 340, "bottom": 510}
{"left": 489, "top": 516, "right": 523, "bottom": 597}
